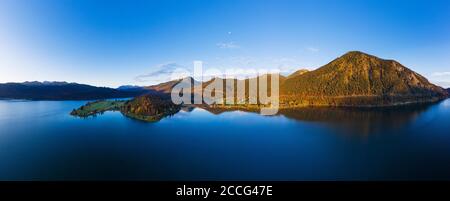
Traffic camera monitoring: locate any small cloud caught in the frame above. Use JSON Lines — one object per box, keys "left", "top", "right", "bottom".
{"left": 228, "top": 31, "right": 232, "bottom": 35}
{"left": 306, "top": 47, "right": 319, "bottom": 53}
{"left": 135, "top": 63, "right": 189, "bottom": 83}
{"left": 217, "top": 42, "right": 240, "bottom": 49}
{"left": 432, "top": 72, "right": 450, "bottom": 77}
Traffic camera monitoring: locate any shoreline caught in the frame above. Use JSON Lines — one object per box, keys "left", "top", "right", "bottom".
{"left": 69, "top": 96, "right": 448, "bottom": 121}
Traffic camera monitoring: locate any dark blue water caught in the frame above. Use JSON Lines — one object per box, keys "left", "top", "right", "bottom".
{"left": 1, "top": 99, "right": 450, "bottom": 180}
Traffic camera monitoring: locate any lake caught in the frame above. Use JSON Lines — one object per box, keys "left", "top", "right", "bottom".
{"left": 1, "top": 99, "right": 450, "bottom": 180}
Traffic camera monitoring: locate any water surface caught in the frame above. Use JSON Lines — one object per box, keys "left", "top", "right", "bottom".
{"left": 1, "top": 99, "right": 450, "bottom": 180}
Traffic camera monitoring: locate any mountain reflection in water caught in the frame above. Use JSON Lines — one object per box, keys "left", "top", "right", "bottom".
{"left": 198, "top": 102, "right": 435, "bottom": 136}
{"left": 1, "top": 99, "right": 450, "bottom": 180}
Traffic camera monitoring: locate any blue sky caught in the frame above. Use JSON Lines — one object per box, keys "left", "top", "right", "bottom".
{"left": 0, "top": 0, "right": 449, "bottom": 87}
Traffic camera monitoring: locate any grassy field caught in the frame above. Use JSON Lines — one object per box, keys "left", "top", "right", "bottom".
{"left": 70, "top": 100, "right": 126, "bottom": 117}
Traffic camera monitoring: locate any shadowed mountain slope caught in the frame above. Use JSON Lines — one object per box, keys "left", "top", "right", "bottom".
{"left": 0, "top": 82, "right": 148, "bottom": 100}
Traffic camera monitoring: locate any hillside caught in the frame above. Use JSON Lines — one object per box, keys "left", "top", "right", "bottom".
{"left": 146, "top": 77, "right": 201, "bottom": 94}
{"left": 0, "top": 82, "right": 147, "bottom": 100}
{"left": 141, "top": 51, "right": 447, "bottom": 107}
{"left": 146, "top": 74, "right": 285, "bottom": 104}
{"left": 280, "top": 51, "right": 448, "bottom": 106}
{"left": 287, "top": 69, "right": 309, "bottom": 79}
{"left": 121, "top": 94, "right": 180, "bottom": 121}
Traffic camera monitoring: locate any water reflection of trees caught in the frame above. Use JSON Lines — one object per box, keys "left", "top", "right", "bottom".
{"left": 198, "top": 101, "right": 440, "bottom": 136}
{"left": 282, "top": 104, "right": 435, "bottom": 135}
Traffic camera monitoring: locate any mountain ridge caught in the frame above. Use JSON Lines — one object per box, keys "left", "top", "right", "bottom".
{"left": 287, "top": 69, "right": 310, "bottom": 79}
{"left": 1, "top": 51, "right": 448, "bottom": 105}
{"left": 0, "top": 82, "right": 148, "bottom": 100}
{"left": 143, "top": 51, "right": 448, "bottom": 107}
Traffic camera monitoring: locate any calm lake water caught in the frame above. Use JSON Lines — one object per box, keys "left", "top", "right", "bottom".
{"left": 1, "top": 99, "right": 450, "bottom": 180}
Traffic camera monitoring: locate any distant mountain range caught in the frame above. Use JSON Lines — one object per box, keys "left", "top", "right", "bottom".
{"left": 1, "top": 51, "right": 448, "bottom": 106}
{"left": 145, "top": 78, "right": 201, "bottom": 94}
{"left": 68, "top": 51, "right": 450, "bottom": 122}
{"left": 0, "top": 82, "right": 149, "bottom": 100}
{"left": 144, "top": 51, "right": 448, "bottom": 107}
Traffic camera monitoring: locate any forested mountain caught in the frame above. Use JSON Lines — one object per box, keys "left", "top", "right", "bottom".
{"left": 0, "top": 82, "right": 147, "bottom": 100}
{"left": 281, "top": 51, "right": 446, "bottom": 97}
{"left": 279, "top": 51, "right": 448, "bottom": 106}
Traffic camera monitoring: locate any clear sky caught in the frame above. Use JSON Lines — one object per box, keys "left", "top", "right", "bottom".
{"left": 0, "top": 0, "right": 449, "bottom": 87}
